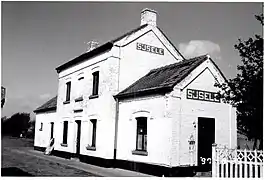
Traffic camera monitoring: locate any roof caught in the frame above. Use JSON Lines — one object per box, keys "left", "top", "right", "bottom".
{"left": 56, "top": 24, "right": 148, "bottom": 73}
{"left": 115, "top": 55, "right": 209, "bottom": 99}
{"left": 34, "top": 96, "right": 57, "bottom": 113}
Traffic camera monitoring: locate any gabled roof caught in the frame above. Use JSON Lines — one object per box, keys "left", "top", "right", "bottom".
{"left": 56, "top": 24, "right": 148, "bottom": 73}
{"left": 34, "top": 96, "right": 57, "bottom": 113}
{"left": 115, "top": 55, "right": 209, "bottom": 99}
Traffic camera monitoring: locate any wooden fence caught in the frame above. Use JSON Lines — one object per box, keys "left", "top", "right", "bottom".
{"left": 212, "top": 144, "right": 263, "bottom": 178}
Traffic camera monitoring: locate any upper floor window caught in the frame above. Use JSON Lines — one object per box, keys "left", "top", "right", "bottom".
{"left": 75, "top": 77, "right": 84, "bottom": 102}
{"left": 92, "top": 71, "right": 99, "bottom": 96}
{"left": 65, "top": 82, "right": 71, "bottom": 102}
{"left": 78, "top": 77, "right": 84, "bottom": 81}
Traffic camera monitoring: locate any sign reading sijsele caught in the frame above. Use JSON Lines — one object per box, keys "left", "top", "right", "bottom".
{"left": 136, "top": 43, "right": 164, "bottom": 55}
{"left": 187, "top": 89, "right": 220, "bottom": 103}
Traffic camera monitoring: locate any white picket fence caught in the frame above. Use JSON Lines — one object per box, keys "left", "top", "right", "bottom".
{"left": 212, "top": 144, "right": 263, "bottom": 178}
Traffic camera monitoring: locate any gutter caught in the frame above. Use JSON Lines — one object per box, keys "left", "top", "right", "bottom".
{"left": 56, "top": 42, "right": 113, "bottom": 73}
{"left": 33, "top": 107, "right": 57, "bottom": 114}
{"left": 114, "top": 86, "right": 173, "bottom": 100}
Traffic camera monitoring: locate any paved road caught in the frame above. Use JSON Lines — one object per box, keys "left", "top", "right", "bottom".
{"left": 1, "top": 137, "right": 98, "bottom": 176}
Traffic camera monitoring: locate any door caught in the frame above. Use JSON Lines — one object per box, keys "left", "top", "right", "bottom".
{"left": 75, "top": 120, "right": 81, "bottom": 155}
{"left": 197, "top": 117, "right": 215, "bottom": 171}
{"left": 50, "top": 122, "right": 54, "bottom": 139}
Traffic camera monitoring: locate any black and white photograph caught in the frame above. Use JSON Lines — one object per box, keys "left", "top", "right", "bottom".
{"left": 1, "top": 1, "right": 263, "bottom": 178}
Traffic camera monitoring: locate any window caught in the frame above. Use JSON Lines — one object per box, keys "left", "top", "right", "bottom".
{"left": 62, "top": 121, "right": 68, "bottom": 145}
{"left": 75, "top": 77, "right": 84, "bottom": 102}
{"left": 39, "top": 122, "right": 43, "bottom": 131}
{"left": 65, "top": 82, "right": 71, "bottom": 102}
{"left": 92, "top": 71, "right": 99, "bottom": 96}
{"left": 91, "top": 119, "right": 97, "bottom": 147}
{"left": 136, "top": 117, "right": 147, "bottom": 151}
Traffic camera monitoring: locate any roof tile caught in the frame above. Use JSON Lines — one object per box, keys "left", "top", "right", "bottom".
{"left": 34, "top": 96, "right": 57, "bottom": 113}
{"left": 116, "top": 55, "right": 208, "bottom": 98}
{"left": 56, "top": 24, "right": 148, "bottom": 72}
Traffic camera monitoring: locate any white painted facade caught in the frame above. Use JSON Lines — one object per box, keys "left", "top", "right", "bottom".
{"left": 116, "top": 59, "right": 237, "bottom": 168}
{"left": 34, "top": 110, "right": 56, "bottom": 148}
{"left": 34, "top": 8, "right": 236, "bottom": 171}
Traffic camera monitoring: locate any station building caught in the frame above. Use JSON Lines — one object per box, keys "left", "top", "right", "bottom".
{"left": 34, "top": 8, "right": 237, "bottom": 176}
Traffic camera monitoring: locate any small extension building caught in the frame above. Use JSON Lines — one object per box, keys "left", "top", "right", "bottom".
{"left": 34, "top": 9, "right": 237, "bottom": 176}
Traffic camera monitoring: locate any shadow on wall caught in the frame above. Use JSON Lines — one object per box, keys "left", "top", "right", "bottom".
{"left": 1, "top": 167, "right": 34, "bottom": 176}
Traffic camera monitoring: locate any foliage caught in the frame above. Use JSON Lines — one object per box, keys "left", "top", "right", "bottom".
{"left": 215, "top": 13, "right": 263, "bottom": 149}
{"left": 2, "top": 112, "right": 31, "bottom": 137}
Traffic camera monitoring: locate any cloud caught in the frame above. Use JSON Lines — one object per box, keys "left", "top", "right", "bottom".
{"left": 2, "top": 94, "right": 48, "bottom": 118}
{"left": 179, "top": 40, "right": 221, "bottom": 59}
{"left": 39, "top": 93, "right": 51, "bottom": 100}
{"left": 2, "top": 96, "right": 39, "bottom": 118}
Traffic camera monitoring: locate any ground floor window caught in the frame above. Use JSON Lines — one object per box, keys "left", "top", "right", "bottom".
{"left": 90, "top": 119, "right": 97, "bottom": 147}
{"left": 39, "top": 122, "right": 43, "bottom": 131}
{"left": 136, "top": 117, "right": 147, "bottom": 151}
{"left": 62, "top": 121, "right": 68, "bottom": 145}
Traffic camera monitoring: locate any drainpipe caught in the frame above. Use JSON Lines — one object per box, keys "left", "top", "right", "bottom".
{"left": 113, "top": 97, "right": 119, "bottom": 166}
{"left": 113, "top": 45, "right": 121, "bottom": 167}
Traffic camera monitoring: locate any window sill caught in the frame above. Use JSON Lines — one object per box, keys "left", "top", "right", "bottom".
{"left": 75, "top": 96, "right": 83, "bottom": 102}
{"left": 73, "top": 109, "right": 83, "bottom": 113}
{"left": 89, "top": 95, "right": 99, "bottom": 99}
{"left": 61, "top": 143, "right": 68, "bottom": 147}
{"left": 86, "top": 145, "right": 96, "bottom": 151}
{"left": 63, "top": 100, "right": 70, "bottom": 104}
{"left": 132, "top": 150, "right": 148, "bottom": 156}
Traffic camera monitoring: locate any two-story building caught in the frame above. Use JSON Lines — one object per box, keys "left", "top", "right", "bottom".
{"left": 34, "top": 8, "right": 237, "bottom": 176}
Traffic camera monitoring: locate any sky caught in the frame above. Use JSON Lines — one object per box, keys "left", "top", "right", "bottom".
{"left": 1, "top": 2, "right": 263, "bottom": 118}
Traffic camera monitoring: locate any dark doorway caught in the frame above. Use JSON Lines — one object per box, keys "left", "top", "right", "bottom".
{"left": 75, "top": 120, "right": 81, "bottom": 156}
{"left": 197, "top": 117, "right": 215, "bottom": 171}
{"left": 50, "top": 122, "right": 54, "bottom": 139}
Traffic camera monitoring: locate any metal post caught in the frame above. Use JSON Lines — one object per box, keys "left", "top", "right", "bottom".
{"left": 212, "top": 143, "right": 217, "bottom": 177}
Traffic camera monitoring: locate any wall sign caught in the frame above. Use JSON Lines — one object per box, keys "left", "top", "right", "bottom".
{"left": 136, "top": 42, "right": 164, "bottom": 55}
{"left": 187, "top": 89, "right": 220, "bottom": 103}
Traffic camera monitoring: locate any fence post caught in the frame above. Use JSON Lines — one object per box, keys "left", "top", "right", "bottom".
{"left": 244, "top": 149, "right": 248, "bottom": 178}
{"left": 212, "top": 143, "right": 217, "bottom": 177}
{"left": 239, "top": 151, "right": 243, "bottom": 178}
{"left": 254, "top": 150, "right": 258, "bottom": 178}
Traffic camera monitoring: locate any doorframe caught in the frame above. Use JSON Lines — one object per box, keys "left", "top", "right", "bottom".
{"left": 196, "top": 117, "right": 215, "bottom": 170}
{"left": 75, "top": 120, "right": 82, "bottom": 156}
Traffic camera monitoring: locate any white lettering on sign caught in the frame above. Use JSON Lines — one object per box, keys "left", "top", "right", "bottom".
{"left": 187, "top": 89, "right": 220, "bottom": 103}
{"left": 136, "top": 43, "right": 164, "bottom": 55}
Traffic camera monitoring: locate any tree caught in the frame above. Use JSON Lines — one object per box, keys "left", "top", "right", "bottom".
{"left": 2, "top": 112, "right": 31, "bottom": 137}
{"left": 215, "top": 13, "right": 263, "bottom": 150}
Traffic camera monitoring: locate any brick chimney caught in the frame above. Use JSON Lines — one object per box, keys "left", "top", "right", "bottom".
{"left": 140, "top": 8, "right": 157, "bottom": 26}
{"left": 86, "top": 41, "right": 99, "bottom": 52}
